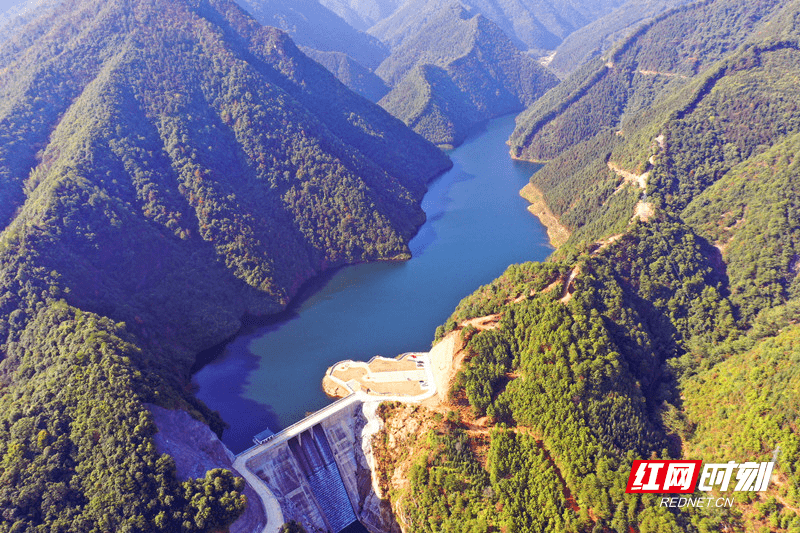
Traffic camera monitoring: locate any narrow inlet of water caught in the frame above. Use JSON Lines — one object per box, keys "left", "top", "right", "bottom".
{"left": 194, "top": 114, "right": 553, "bottom": 452}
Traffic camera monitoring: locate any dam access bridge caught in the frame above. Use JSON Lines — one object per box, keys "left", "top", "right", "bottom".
{"left": 234, "top": 351, "right": 438, "bottom": 533}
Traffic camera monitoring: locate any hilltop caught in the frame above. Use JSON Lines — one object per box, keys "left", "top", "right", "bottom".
{"left": 301, "top": 47, "right": 390, "bottom": 101}
{"left": 319, "top": 0, "right": 404, "bottom": 31}
{"left": 547, "top": 0, "right": 693, "bottom": 76}
{"left": 367, "top": 0, "right": 630, "bottom": 53}
{"left": 376, "top": 4, "right": 558, "bottom": 147}
{"left": 233, "top": 0, "right": 388, "bottom": 68}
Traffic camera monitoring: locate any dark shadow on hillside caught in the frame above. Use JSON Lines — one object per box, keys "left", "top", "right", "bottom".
{"left": 190, "top": 268, "right": 346, "bottom": 453}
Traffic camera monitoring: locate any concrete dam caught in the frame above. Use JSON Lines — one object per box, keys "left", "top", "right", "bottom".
{"left": 236, "top": 395, "right": 392, "bottom": 533}
{"left": 288, "top": 426, "right": 358, "bottom": 531}
{"left": 234, "top": 351, "right": 444, "bottom": 533}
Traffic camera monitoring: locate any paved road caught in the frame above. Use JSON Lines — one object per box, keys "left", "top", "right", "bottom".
{"left": 233, "top": 448, "right": 285, "bottom": 533}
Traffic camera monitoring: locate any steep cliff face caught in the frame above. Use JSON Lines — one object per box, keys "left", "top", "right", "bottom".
{"left": 357, "top": 402, "right": 403, "bottom": 533}
{"left": 369, "top": 403, "right": 444, "bottom": 532}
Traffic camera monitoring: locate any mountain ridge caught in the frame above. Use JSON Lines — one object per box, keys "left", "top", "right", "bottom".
{"left": 0, "top": 0, "right": 450, "bottom": 530}
{"left": 366, "top": 0, "right": 631, "bottom": 53}
{"left": 376, "top": 4, "right": 559, "bottom": 147}
{"left": 233, "top": 0, "right": 389, "bottom": 69}
{"left": 301, "top": 47, "right": 390, "bottom": 101}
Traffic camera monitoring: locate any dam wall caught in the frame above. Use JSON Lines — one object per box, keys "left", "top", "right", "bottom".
{"left": 237, "top": 351, "right": 440, "bottom": 532}
{"left": 240, "top": 395, "right": 398, "bottom": 533}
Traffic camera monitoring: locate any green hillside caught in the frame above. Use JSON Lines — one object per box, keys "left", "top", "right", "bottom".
{"left": 380, "top": 220, "right": 742, "bottom": 532}
{"left": 232, "top": 0, "right": 391, "bottom": 107}
{"left": 297, "top": 0, "right": 702, "bottom": 152}
{"left": 301, "top": 47, "right": 389, "bottom": 101}
{"left": 0, "top": 0, "right": 450, "bottom": 530}
{"left": 234, "top": 0, "right": 388, "bottom": 69}
{"left": 376, "top": 5, "right": 558, "bottom": 147}
{"left": 682, "top": 132, "right": 800, "bottom": 323}
{"left": 375, "top": 3, "right": 485, "bottom": 86}
{"left": 509, "top": 0, "right": 790, "bottom": 248}
{"left": 682, "top": 322, "right": 800, "bottom": 501}
{"left": 318, "top": 0, "right": 404, "bottom": 31}
{"left": 506, "top": 0, "right": 800, "bottom": 325}
{"left": 548, "top": 0, "right": 693, "bottom": 77}
{"left": 0, "top": 0, "right": 43, "bottom": 41}
{"left": 378, "top": 64, "right": 486, "bottom": 147}
{"left": 377, "top": 209, "right": 797, "bottom": 531}
{"left": 367, "top": 0, "right": 630, "bottom": 53}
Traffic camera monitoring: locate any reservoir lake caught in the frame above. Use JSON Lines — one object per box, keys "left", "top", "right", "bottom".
{"left": 194, "top": 114, "right": 553, "bottom": 453}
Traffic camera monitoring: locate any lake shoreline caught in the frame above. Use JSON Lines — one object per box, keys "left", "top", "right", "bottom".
{"left": 193, "top": 114, "right": 553, "bottom": 452}
{"left": 188, "top": 147, "right": 459, "bottom": 377}
{"left": 519, "top": 182, "right": 571, "bottom": 248}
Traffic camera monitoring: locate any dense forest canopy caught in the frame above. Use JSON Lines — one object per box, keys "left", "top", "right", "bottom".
{"left": 366, "top": 0, "right": 630, "bottom": 53}
{"left": 547, "top": 0, "right": 695, "bottom": 76}
{"left": 249, "top": 0, "right": 677, "bottom": 148}
{"left": 376, "top": 4, "right": 558, "bottom": 146}
{"left": 232, "top": 0, "right": 389, "bottom": 69}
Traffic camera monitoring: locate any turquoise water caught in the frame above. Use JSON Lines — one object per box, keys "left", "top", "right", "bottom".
{"left": 193, "top": 114, "right": 552, "bottom": 452}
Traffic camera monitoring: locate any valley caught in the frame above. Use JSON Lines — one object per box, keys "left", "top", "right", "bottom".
{"left": 194, "top": 114, "right": 551, "bottom": 453}
{"left": 1, "top": 0, "right": 800, "bottom": 532}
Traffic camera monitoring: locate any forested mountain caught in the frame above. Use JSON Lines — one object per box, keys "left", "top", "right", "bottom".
{"left": 380, "top": 221, "right": 738, "bottom": 532}
{"left": 509, "top": 0, "right": 791, "bottom": 247}
{"left": 5, "top": 0, "right": 800, "bottom": 530}
{"left": 233, "top": 0, "right": 388, "bottom": 69}
{"left": 547, "top": 0, "right": 693, "bottom": 76}
{"left": 301, "top": 47, "right": 390, "bottom": 101}
{"left": 289, "top": 0, "right": 661, "bottom": 148}
{"left": 261, "top": 0, "right": 710, "bottom": 151}
{"left": 374, "top": 4, "right": 522, "bottom": 86}
{"left": 248, "top": 0, "right": 647, "bottom": 150}
{"left": 318, "top": 0, "right": 404, "bottom": 31}
{"left": 0, "top": 0, "right": 27, "bottom": 17}
{"left": 376, "top": 4, "right": 558, "bottom": 146}
{"left": 230, "top": 0, "right": 563, "bottom": 147}
{"left": 367, "top": 0, "right": 630, "bottom": 53}
{"left": 0, "top": 0, "right": 450, "bottom": 530}
{"left": 372, "top": 0, "right": 800, "bottom": 531}
{"left": 0, "top": 0, "right": 52, "bottom": 41}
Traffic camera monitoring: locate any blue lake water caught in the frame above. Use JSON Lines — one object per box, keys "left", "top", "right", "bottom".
{"left": 193, "top": 114, "right": 553, "bottom": 453}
